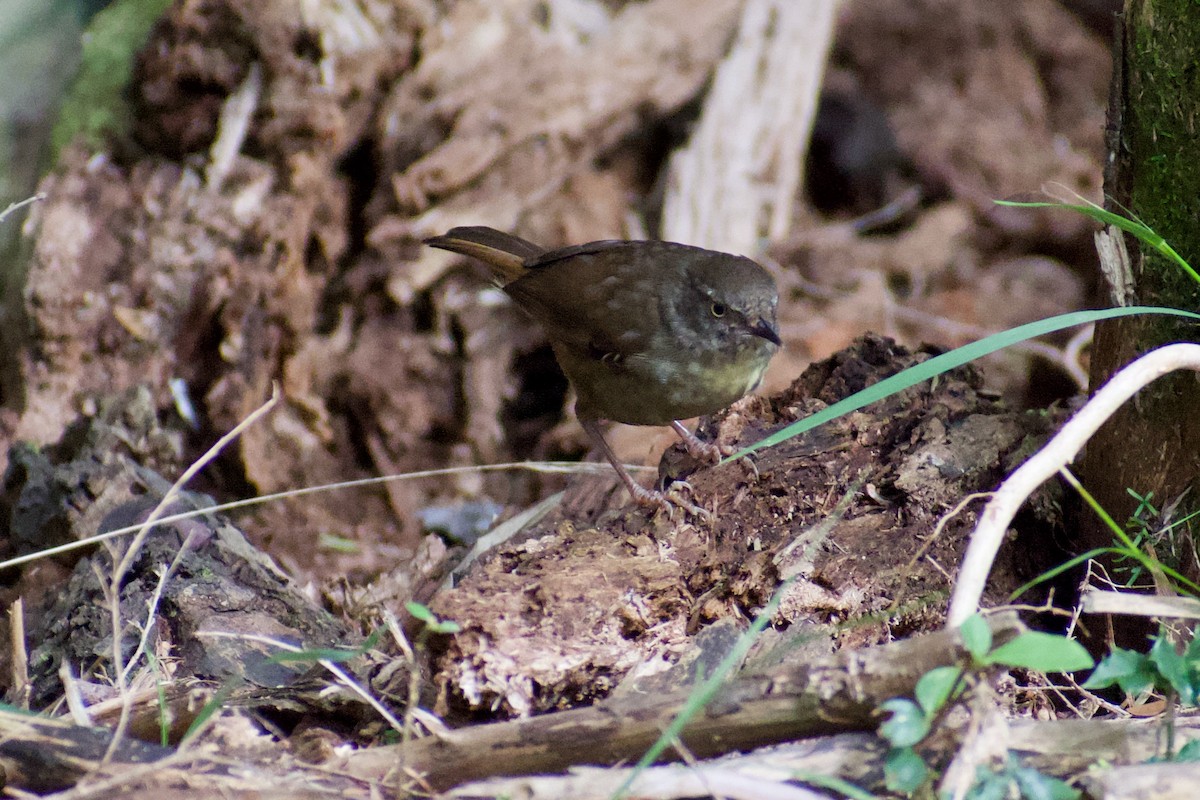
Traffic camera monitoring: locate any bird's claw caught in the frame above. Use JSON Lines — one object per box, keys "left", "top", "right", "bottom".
{"left": 671, "top": 421, "right": 731, "bottom": 465}
{"left": 628, "top": 480, "right": 713, "bottom": 522}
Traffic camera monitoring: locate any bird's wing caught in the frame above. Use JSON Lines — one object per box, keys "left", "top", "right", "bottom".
{"left": 505, "top": 241, "right": 664, "bottom": 360}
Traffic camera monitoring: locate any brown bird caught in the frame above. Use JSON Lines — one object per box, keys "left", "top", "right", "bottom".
{"left": 425, "top": 226, "right": 781, "bottom": 509}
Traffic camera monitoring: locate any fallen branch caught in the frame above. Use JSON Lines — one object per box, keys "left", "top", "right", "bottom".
{"left": 338, "top": 612, "right": 1025, "bottom": 790}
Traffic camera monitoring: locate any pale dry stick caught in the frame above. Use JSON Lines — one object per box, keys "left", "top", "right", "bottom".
{"left": 946, "top": 343, "right": 1200, "bottom": 627}
{"left": 205, "top": 61, "right": 261, "bottom": 191}
{"left": 9, "top": 597, "right": 29, "bottom": 709}
{"left": 990, "top": 596, "right": 1075, "bottom": 620}
{"left": 1058, "top": 669, "right": 1129, "bottom": 718}
{"left": 0, "top": 461, "right": 646, "bottom": 574}
{"left": 59, "top": 662, "right": 92, "bottom": 726}
{"left": 1083, "top": 589, "right": 1200, "bottom": 620}
{"left": 38, "top": 750, "right": 200, "bottom": 800}
{"left": 1063, "top": 324, "right": 1094, "bottom": 386}
{"left": 0, "top": 193, "right": 45, "bottom": 225}
{"left": 661, "top": 0, "right": 836, "bottom": 252}
{"left": 192, "top": 630, "right": 405, "bottom": 737}
{"left": 120, "top": 527, "right": 212, "bottom": 685}
{"left": 103, "top": 387, "right": 280, "bottom": 763}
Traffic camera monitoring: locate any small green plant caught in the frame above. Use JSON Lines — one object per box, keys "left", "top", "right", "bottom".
{"left": 1013, "top": 471, "right": 1200, "bottom": 603}
{"left": 52, "top": 0, "right": 174, "bottom": 153}
{"left": 1080, "top": 625, "right": 1200, "bottom": 766}
{"left": 1085, "top": 628, "right": 1200, "bottom": 711}
{"left": 967, "top": 754, "right": 1080, "bottom": 800}
{"left": 406, "top": 601, "right": 462, "bottom": 635}
{"left": 879, "top": 614, "right": 1092, "bottom": 795}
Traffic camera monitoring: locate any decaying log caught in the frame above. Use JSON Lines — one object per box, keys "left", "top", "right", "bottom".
{"left": 445, "top": 733, "right": 884, "bottom": 800}
{"left": 0, "top": 707, "right": 172, "bottom": 793}
{"left": 0, "top": 705, "right": 373, "bottom": 797}
{"left": 1080, "top": 762, "right": 1200, "bottom": 800}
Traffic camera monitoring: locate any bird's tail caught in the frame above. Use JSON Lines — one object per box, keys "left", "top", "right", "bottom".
{"left": 424, "top": 226, "right": 545, "bottom": 284}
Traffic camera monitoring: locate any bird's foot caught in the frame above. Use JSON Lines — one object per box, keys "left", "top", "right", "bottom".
{"left": 671, "top": 421, "right": 732, "bottom": 464}
{"left": 664, "top": 481, "right": 713, "bottom": 523}
{"left": 627, "top": 480, "right": 711, "bottom": 522}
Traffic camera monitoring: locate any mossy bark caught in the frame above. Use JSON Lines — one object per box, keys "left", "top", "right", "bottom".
{"left": 1083, "top": 0, "right": 1200, "bottom": 596}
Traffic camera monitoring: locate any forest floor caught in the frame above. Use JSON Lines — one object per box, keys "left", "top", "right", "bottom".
{"left": 0, "top": 1, "right": 1160, "bottom": 798}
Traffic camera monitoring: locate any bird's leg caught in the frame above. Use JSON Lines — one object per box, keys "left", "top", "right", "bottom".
{"left": 670, "top": 420, "right": 731, "bottom": 463}
{"left": 580, "top": 420, "right": 714, "bottom": 519}
{"left": 579, "top": 418, "right": 669, "bottom": 511}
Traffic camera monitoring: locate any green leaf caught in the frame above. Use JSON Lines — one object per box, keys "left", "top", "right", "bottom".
{"left": 1012, "top": 765, "right": 1081, "bottom": 800}
{"left": 51, "top": 0, "right": 174, "bottom": 153}
{"left": 728, "top": 307, "right": 1200, "bottom": 461}
{"left": 1083, "top": 646, "right": 1156, "bottom": 696}
{"left": 1150, "top": 636, "right": 1196, "bottom": 705}
{"left": 880, "top": 699, "right": 930, "bottom": 747}
{"left": 964, "top": 768, "right": 1009, "bottom": 800}
{"left": 884, "top": 746, "right": 928, "bottom": 794}
{"left": 318, "top": 533, "right": 361, "bottom": 553}
{"left": 1174, "top": 739, "right": 1200, "bottom": 762}
{"left": 1184, "top": 632, "right": 1200, "bottom": 663}
{"left": 915, "top": 666, "right": 962, "bottom": 716}
{"left": 406, "top": 601, "right": 437, "bottom": 623}
{"left": 791, "top": 772, "right": 877, "bottom": 800}
{"left": 960, "top": 613, "right": 993, "bottom": 661}
{"left": 268, "top": 629, "right": 382, "bottom": 665}
{"left": 270, "top": 647, "right": 363, "bottom": 664}
{"left": 985, "top": 632, "right": 1094, "bottom": 673}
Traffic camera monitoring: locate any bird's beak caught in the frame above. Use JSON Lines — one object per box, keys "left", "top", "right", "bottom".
{"left": 749, "top": 317, "right": 782, "bottom": 346}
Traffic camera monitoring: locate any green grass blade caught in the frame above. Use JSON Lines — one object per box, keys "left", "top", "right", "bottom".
{"left": 730, "top": 306, "right": 1200, "bottom": 460}
{"left": 995, "top": 201, "right": 1196, "bottom": 283}
{"left": 610, "top": 581, "right": 788, "bottom": 799}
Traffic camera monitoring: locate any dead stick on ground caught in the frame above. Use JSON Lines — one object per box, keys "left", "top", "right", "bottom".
{"left": 102, "top": 386, "right": 280, "bottom": 763}
{"left": 338, "top": 612, "right": 1025, "bottom": 791}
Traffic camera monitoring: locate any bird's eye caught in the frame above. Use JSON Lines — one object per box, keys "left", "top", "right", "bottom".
{"left": 710, "top": 302, "right": 727, "bottom": 318}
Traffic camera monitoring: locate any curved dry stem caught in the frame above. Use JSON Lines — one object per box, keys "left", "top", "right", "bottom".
{"left": 947, "top": 343, "right": 1200, "bottom": 627}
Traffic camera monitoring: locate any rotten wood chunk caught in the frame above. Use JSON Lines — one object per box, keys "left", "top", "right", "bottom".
{"left": 0, "top": 390, "right": 354, "bottom": 714}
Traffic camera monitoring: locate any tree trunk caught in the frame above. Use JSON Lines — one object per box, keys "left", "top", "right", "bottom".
{"left": 1082, "top": 0, "right": 1200, "bottom": 618}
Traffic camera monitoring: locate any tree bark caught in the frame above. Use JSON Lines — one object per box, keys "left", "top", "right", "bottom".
{"left": 1082, "top": 0, "right": 1200, "bottom": 609}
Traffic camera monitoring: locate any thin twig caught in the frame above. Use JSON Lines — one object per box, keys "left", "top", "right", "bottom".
{"left": 103, "top": 387, "right": 280, "bottom": 762}
{"left": 0, "top": 193, "right": 45, "bottom": 226}
{"left": 8, "top": 598, "right": 29, "bottom": 709}
{"left": 0, "top": 460, "right": 651, "bottom": 574}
